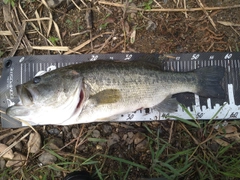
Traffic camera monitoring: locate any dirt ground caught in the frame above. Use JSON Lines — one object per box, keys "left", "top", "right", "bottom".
{"left": 1, "top": 0, "right": 240, "bottom": 179}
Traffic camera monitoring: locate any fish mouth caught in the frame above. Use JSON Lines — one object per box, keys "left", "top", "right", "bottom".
{"left": 16, "top": 85, "right": 33, "bottom": 105}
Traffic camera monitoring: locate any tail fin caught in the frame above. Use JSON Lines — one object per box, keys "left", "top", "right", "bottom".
{"left": 195, "top": 66, "right": 225, "bottom": 98}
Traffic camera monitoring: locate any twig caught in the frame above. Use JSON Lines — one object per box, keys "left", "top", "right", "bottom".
{"left": 0, "top": 31, "right": 12, "bottom": 35}
{"left": 94, "top": 32, "right": 113, "bottom": 53}
{"left": 98, "top": 1, "right": 240, "bottom": 12}
{"left": 5, "top": 22, "right": 18, "bottom": 42}
{"left": 183, "top": 0, "right": 187, "bottom": 18}
{"left": 0, "top": 127, "right": 29, "bottom": 141}
{"left": 153, "top": 0, "right": 163, "bottom": 9}
{"left": 71, "top": 0, "right": 82, "bottom": 10}
{"left": 64, "top": 32, "right": 112, "bottom": 54}
{"left": 218, "top": 20, "right": 240, "bottom": 27}
{"left": 32, "top": 46, "right": 69, "bottom": 51}
{"left": 109, "top": 40, "right": 124, "bottom": 52}
{"left": 12, "top": 7, "right": 32, "bottom": 53}
{"left": 71, "top": 30, "right": 91, "bottom": 36}
{"left": 230, "top": 26, "right": 240, "bottom": 37}
{"left": 167, "top": 121, "right": 174, "bottom": 155}
{"left": 196, "top": 0, "right": 216, "bottom": 30}
{"left": 8, "top": 21, "right": 26, "bottom": 57}
{"left": 0, "top": 131, "right": 31, "bottom": 159}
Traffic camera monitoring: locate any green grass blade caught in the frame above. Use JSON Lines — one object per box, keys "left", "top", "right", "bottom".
{"left": 123, "top": 166, "right": 132, "bottom": 180}
{"left": 167, "top": 115, "right": 199, "bottom": 128}
{"left": 153, "top": 166, "right": 171, "bottom": 179}
{"left": 87, "top": 138, "right": 107, "bottom": 142}
{"left": 100, "top": 154, "right": 147, "bottom": 170}
{"left": 94, "top": 164, "right": 104, "bottom": 180}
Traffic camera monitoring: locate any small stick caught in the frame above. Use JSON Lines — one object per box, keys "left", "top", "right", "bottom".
{"left": 0, "top": 131, "right": 31, "bottom": 159}
{"left": 0, "top": 127, "right": 29, "bottom": 141}
{"left": 196, "top": 0, "right": 216, "bottom": 30}
{"left": 71, "top": 0, "right": 82, "bottom": 11}
{"left": 8, "top": 21, "right": 26, "bottom": 57}
{"left": 64, "top": 32, "right": 112, "bottom": 54}
{"left": 0, "top": 31, "right": 12, "bottom": 35}
{"left": 98, "top": 1, "right": 240, "bottom": 12}
{"left": 32, "top": 46, "right": 69, "bottom": 51}
{"left": 153, "top": 0, "right": 163, "bottom": 9}
{"left": 94, "top": 32, "right": 113, "bottom": 53}
{"left": 12, "top": 8, "right": 32, "bottom": 53}
{"left": 183, "top": 0, "right": 188, "bottom": 18}
{"left": 167, "top": 121, "right": 174, "bottom": 155}
{"left": 5, "top": 22, "right": 18, "bottom": 42}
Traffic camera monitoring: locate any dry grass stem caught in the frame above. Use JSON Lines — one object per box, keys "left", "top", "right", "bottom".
{"left": 0, "top": 31, "right": 12, "bottom": 35}
{"left": 94, "top": 32, "right": 113, "bottom": 53}
{"left": 32, "top": 46, "right": 69, "bottom": 51}
{"left": 71, "top": 30, "right": 91, "bottom": 36}
{"left": 71, "top": 0, "right": 82, "bottom": 10}
{"left": 0, "top": 127, "right": 28, "bottom": 141}
{"left": 0, "top": 131, "right": 31, "bottom": 162}
{"left": 196, "top": 0, "right": 216, "bottom": 30}
{"left": 153, "top": 0, "right": 163, "bottom": 9}
{"left": 98, "top": 1, "right": 240, "bottom": 12}
{"left": 8, "top": 21, "right": 26, "bottom": 57}
{"left": 64, "top": 32, "right": 112, "bottom": 54}
{"left": 218, "top": 21, "right": 240, "bottom": 26}
{"left": 183, "top": 0, "right": 188, "bottom": 18}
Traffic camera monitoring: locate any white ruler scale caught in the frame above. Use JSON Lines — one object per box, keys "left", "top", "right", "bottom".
{"left": 0, "top": 52, "right": 239, "bottom": 128}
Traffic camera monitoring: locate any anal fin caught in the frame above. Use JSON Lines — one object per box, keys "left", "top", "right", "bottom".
{"left": 153, "top": 97, "right": 179, "bottom": 113}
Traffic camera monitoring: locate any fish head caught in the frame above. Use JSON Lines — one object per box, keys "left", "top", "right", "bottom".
{"left": 6, "top": 68, "right": 84, "bottom": 124}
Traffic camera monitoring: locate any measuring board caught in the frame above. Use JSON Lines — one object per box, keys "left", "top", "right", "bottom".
{"left": 0, "top": 52, "right": 239, "bottom": 128}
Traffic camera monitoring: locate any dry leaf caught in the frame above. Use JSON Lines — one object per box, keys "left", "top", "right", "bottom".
{"left": 224, "top": 133, "right": 240, "bottom": 141}
{"left": 28, "top": 132, "right": 41, "bottom": 153}
{"left": 217, "top": 21, "right": 240, "bottom": 27}
{"left": 6, "top": 152, "right": 27, "bottom": 167}
{"left": 218, "top": 125, "right": 237, "bottom": 134}
{"left": 130, "top": 29, "right": 136, "bottom": 44}
{"left": 0, "top": 143, "right": 14, "bottom": 159}
{"left": 214, "top": 138, "right": 230, "bottom": 147}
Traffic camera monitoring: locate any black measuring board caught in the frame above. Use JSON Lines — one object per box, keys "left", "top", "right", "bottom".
{"left": 0, "top": 52, "right": 239, "bottom": 128}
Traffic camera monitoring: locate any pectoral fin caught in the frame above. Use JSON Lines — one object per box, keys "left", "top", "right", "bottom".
{"left": 153, "top": 97, "right": 179, "bottom": 112}
{"left": 90, "top": 89, "right": 122, "bottom": 105}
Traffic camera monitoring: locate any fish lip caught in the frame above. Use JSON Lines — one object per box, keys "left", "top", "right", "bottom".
{"left": 16, "top": 85, "right": 34, "bottom": 105}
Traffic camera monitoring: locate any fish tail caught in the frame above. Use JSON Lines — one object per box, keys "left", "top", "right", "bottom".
{"left": 195, "top": 66, "right": 225, "bottom": 98}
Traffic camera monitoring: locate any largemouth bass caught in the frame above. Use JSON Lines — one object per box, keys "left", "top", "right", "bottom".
{"left": 6, "top": 60, "right": 225, "bottom": 125}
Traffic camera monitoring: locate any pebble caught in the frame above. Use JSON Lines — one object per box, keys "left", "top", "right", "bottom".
{"left": 48, "top": 128, "right": 60, "bottom": 135}
{"left": 6, "top": 152, "right": 26, "bottom": 167}
{"left": 135, "top": 139, "right": 148, "bottom": 152}
{"left": 0, "top": 143, "right": 14, "bottom": 159}
{"left": 146, "top": 20, "right": 157, "bottom": 31}
{"left": 28, "top": 132, "right": 42, "bottom": 153}
{"left": 92, "top": 130, "right": 100, "bottom": 138}
{"left": 47, "top": 137, "right": 64, "bottom": 150}
{"left": 38, "top": 152, "right": 57, "bottom": 165}
{"left": 14, "top": 141, "right": 22, "bottom": 151}
{"left": 0, "top": 158, "right": 5, "bottom": 170}
{"left": 71, "top": 128, "right": 80, "bottom": 139}
{"left": 107, "top": 133, "right": 120, "bottom": 147}
{"left": 103, "top": 125, "right": 112, "bottom": 134}
{"left": 134, "top": 132, "right": 146, "bottom": 145}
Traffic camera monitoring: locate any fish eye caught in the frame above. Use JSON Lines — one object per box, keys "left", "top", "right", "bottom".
{"left": 33, "top": 76, "right": 41, "bottom": 84}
